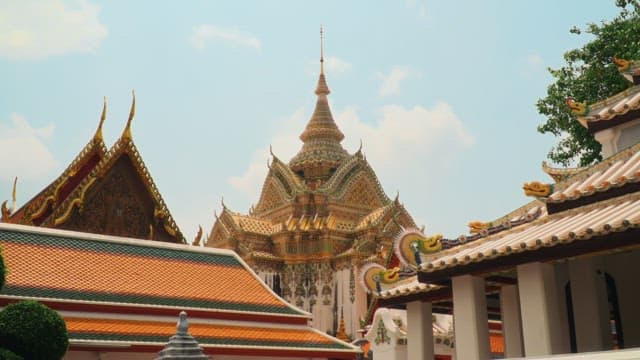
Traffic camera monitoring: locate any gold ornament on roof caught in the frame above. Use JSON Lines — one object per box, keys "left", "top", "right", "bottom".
{"left": 122, "top": 90, "right": 135, "bottom": 140}
{"left": 94, "top": 96, "right": 107, "bottom": 142}
{"left": 468, "top": 221, "right": 491, "bottom": 234}
{"left": 566, "top": 97, "right": 589, "bottom": 116}
{"left": 612, "top": 55, "right": 630, "bottom": 71}
{"left": 193, "top": 225, "right": 203, "bottom": 246}
{"left": 523, "top": 181, "right": 553, "bottom": 197}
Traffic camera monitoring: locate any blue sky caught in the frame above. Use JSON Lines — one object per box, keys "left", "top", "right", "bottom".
{"left": 0, "top": 1, "right": 621, "bottom": 241}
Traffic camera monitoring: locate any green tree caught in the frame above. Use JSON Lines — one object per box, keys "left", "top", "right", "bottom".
{"left": 0, "top": 301, "right": 68, "bottom": 360}
{"left": 537, "top": 0, "right": 640, "bottom": 166}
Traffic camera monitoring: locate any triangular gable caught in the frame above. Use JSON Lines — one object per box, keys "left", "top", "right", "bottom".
{"left": 3, "top": 101, "right": 108, "bottom": 225}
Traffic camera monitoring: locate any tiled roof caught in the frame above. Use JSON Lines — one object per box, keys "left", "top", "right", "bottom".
{"left": 548, "top": 143, "right": 640, "bottom": 205}
{"left": 419, "top": 192, "right": 640, "bottom": 275}
{"left": 66, "top": 316, "right": 353, "bottom": 352}
{"left": 578, "top": 85, "right": 640, "bottom": 127}
{"left": 355, "top": 202, "right": 395, "bottom": 231}
{"left": 0, "top": 223, "right": 306, "bottom": 317}
{"left": 378, "top": 276, "right": 440, "bottom": 300}
{"left": 230, "top": 213, "right": 274, "bottom": 236}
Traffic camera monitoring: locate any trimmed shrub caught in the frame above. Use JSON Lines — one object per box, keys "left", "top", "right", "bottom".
{"left": 0, "top": 301, "right": 68, "bottom": 360}
{"left": 0, "top": 348, "right": 22, "bottom": 360}
{"left": 0, "top": 247, "right": 5, "bottom": 291}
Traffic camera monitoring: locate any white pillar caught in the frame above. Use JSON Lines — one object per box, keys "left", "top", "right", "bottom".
{"left": 500, "top": 284, "right": 524, "bottom": 357}
{"left": 517, "top": 262, "right": 569, "bottom": 356}
{"left": 407, "top": 301, "right": 434, "bottom": 360}
{"left": 452, "top": 275, "right": 490, "bottom": 360}
{"left": 594, "top": 128, "right": 619, "bottom": 158}
{"left": 568, "top": 257, "right": 611, "bottom": 352}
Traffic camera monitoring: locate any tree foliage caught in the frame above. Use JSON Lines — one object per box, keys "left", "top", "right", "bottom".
{"left": 537, "top": 0, "right": 640, "bottom": 166}
{"left": 0, "top": 301, "right": 68, "bottom": 360}
{"left": 0, "top": 349, "right": 22, "bottom": 360}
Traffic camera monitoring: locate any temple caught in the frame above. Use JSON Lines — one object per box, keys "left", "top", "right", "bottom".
{"left": 360, "top": 56, "right": 640, "bottom": 360}
{"left": 1, "top": 93, "right": 185, "bottom": 244}
{"left": 207, "top": 28, "right": 417, "bottom": 337}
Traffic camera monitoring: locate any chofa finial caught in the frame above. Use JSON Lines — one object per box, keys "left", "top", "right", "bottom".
{"left": 122, "top": 90, "right": 136, "bottom": 140}
{"left": 94, "top": 96, "right": 107, "bottom": 141}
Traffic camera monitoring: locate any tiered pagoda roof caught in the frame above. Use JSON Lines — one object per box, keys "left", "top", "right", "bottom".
{"left": 1, "top": 94, "right": 184, "bottom": 244}
{"left": 0, "top": 222, "right": 358, "bottom": 358}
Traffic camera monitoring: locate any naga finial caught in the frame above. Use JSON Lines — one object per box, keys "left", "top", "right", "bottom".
{"left": 221, "top": 196, "right": 226, "bottom": 209}
{"left": 523, "top": 181, "right": 553, "bottom": 198}
{"left": 122, "top": 90, "right": 136, "bottom": 140}
{"left": 566, "top": 97, "right": 588, "bottom": 116}
{"left": 94, "top": 96, "right": 107, "bottom": 142}
{"left": 193, "top": 225, "right": 203, "bottom": 246}
{"left": 612, "top": 55, "right": 630, "bottom": 71}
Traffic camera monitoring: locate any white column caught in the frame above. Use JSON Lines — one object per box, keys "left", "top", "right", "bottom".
{"left": 594, "top": 128, "right": 619, "bottom": 158}
{"left": 568, "top": 257, "right": 611, "bottom": 352}
{"left": 500, "top": 284, "right": 524, "bottom": 357}
{"left": 452, "top": 275, "right": 490, "bottom": 360}
{"left": 407, "top": 301, "right": 434, "bottom": 360}
{"left": 517, "top": 262, "right": 569, "bottom": 356}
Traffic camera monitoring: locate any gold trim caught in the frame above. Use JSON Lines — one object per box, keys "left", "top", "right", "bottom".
{"left": 53, "top": 177, "right": 95, "bottom": 226}
{"left": 31, "top": 196, "right": 55, "bottom": 220}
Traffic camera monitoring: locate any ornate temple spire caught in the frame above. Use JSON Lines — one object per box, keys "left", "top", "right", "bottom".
{"left": 289, "top": 26, "right": 348, "bottom": 178}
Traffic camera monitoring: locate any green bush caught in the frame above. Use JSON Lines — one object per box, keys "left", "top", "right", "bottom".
{"left": 0, "top": 301, "right": 68, "bottom": 360}
{"left": 0, "top": 246, "right": 5, "bottom": 291}
{"left": 0, "top": 348, "right": 22, "bottom": 360}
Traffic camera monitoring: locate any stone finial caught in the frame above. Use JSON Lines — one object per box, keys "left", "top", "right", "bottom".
{"left": 177, "top": 311, "right": 188, "bottom": 335}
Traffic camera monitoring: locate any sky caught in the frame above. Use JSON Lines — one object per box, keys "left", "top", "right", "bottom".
{"left": 0, "top": 0, "right": 623, "bottom": 242}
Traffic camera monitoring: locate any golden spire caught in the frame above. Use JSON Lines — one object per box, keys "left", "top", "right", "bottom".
{"left": 289, "top": 26, "right": 347, "bottom": 175}
{"left": 122, "top": 90, "right": 136, "bottom": 140}
{"left": 320, "top": 25, "right": 325, "bottom": 75}
{"left": 336, "top": 307, "right": 349, "bottom": 342}
{"left": 315, "top": 26, "right": 330, "bottom": 96}
{"left": 94, "top": 96, "right": 107, "bottom": 142}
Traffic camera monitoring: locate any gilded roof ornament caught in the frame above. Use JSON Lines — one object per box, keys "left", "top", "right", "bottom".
{"left": 523, "top": 181, "right": 553, "bottom": 198}
{"left": 193, "top": 225, "right": 203, "bottom": 246}
{"left": 10, "top": 176, "right": 17, "bottom": 214}
{"left": 1, "top": 201, "right": 10, "bottom": 221}
{"left": 566, "top": 97, "right": 589, "bottom": 116}
{"left": 613, "top": 55, "right": 630, "bottom": 71}
{"left": 122, "top": 90, "right": 136, "bottom": 140}
{"left": 94, "top": 96, "right": 107, "bottom": 142}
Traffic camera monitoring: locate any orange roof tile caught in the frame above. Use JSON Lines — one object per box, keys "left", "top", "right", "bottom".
{"left": 64, "top": 316, "right": 357, "bottom": 356}
{"left": 0, "top": 223, "right": 305, "bottom": 317}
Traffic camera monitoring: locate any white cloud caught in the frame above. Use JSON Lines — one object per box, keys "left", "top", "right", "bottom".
{"left": 228, "top": 109, "right": 306, "bottom": 202}
{"left": 377, "top": 66, "right": 419, "bottom": 97}
{"left": 189, "top": 25, "right": 261, "bottom": 51}
{"left": 0, "top": 113, "right": 56, "bottom": 181}
{"left": 338, "top": 103, "right": 474, "bottom": 170}
{"left": 308, "top": 56, "right": 352, "bottom": 77}
{"left": 0, "top": 0, "right": 107, "bottom": 61}
{"left": 324, "top": 56, "right": 352, "bottom": 74}
{"left": 527, "top": 53, "right": 544, "bottom": 70}
{"left": 405, "top": 0, "right": 427, "bottom": 18}
{"left": 228, "top": 102, "right": 473, "bottom": 200}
